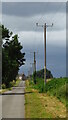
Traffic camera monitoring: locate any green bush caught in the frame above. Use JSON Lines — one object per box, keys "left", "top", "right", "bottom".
{"left": 9, "top": 80, "right": 15, "bottom": 87}
{"left": 2, "top": 84, "right": 6, "bottom": 89}
{"left": 29, "top": 77, "right": 44, "bottom": 92}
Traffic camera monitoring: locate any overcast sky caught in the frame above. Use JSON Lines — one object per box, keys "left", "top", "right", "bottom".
{"left": 1, "top": 0, "right": 67, "bottom": 2}
{"left": 1, "top": 2, "right": 66, "bottom": 77}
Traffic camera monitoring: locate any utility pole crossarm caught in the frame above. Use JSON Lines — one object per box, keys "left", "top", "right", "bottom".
{"left": 36, "top": 23, "right": 53, "bottom": 28}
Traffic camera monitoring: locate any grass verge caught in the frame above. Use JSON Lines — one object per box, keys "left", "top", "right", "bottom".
{"left": 29, "top": 77, "right": 67, "bottom": 106}
{"left": 25, "top": 80, "right": 52, "bottom": 118}
{"left": 25, "top": 79, "right": 66, "bottom": 118}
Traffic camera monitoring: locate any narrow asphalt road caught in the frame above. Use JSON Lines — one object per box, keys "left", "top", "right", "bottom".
{"left": 2, "top": 80, "right": 25, "bottom": 118}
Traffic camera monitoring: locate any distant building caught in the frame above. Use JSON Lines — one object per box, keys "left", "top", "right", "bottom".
{"left": 22, "top": 73, "right": 26, "bottom": 81}
{"left": 19, "top": 76, "right": 22, "bottom": 80}
{"left": 18, "top": 73, "right": 26, "bottom": 81}
{"left": 18, "top": 74, "right": 22, "bottom": 80}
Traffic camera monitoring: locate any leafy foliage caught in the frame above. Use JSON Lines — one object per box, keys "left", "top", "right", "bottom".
{"left": 2, "top": 25, "right": 25, "bottom": 87}
{"left": 29, "top": 77, "right": 44, "bottom": 92}
{"left": 2, "top": 84, "right": 6, "bottom": 89}
{"left": 2, "top": 25, "right": 13, "bottom": 38}
{"left": 36, "top": 69, "right": 53, "bottom": 79}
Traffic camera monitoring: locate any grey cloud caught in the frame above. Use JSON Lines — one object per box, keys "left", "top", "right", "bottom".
{"left": 20, "top": 44, "right": 66, "bottom": 77}
{"left": 2, "top": 0, "right": 67, "bottom": 2}
{"left": 2, "top": 12, "right": 66, "bottom": 32}
{"left": 0, "top": 2, "right": 2, "bottom": 14}
{"left": 2, "top": 2, "right": 66, "bottom": 32}
{"left": 2, "top": 2, "right": 66, "bottom": 17}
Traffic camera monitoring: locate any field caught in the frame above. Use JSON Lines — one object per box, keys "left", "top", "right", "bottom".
{"left": 25, "top": 77, "right": 67, "bottom": 118}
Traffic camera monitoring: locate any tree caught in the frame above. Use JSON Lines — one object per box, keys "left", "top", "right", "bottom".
{"left": 2, "top": 25, "right": 10, "bottom": 38}
{"left": 2, "top": 25, "right": 25, "bottom": 87}
{"left": 36, "top": 68, "right": 53, "bottom": 79}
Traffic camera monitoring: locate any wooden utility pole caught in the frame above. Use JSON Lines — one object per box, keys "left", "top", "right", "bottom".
{"left": 44, "top": 23, "right": 46, "bottom": 86}
{"left": 34, "top": 52, "right": 36, "bottom": 73}
{"left": 36, "top": 23, "right": 53, "bottom": 87}
{"left": 34, "top": 51, "right": 36, "bottom": 84}
{"left": 30, "top": 51, "right": 37, "bottom": 84}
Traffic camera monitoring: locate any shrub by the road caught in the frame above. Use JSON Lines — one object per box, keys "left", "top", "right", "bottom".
{"left": 9, "top": 80, "right": 15, "bottom": 87}
{"left": 2, "top": 84, "right": 6, "bottom": 89}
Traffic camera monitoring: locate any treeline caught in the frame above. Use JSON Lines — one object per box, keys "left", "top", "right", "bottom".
{"left": 2, "top": 25, "right": 26, "bottom": 87}
{"left": 36, "top": 68, "right": 53, "bottom": 79}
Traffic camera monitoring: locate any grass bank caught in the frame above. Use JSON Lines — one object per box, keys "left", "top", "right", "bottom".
{"left": 29, "top": 77, "right": 67, "bottom": 106}
{"left": 25, "top": 80, "right": 52, "bottom": 118}
{"left": 25, "top": 78, "right": 67, "bottom": 118}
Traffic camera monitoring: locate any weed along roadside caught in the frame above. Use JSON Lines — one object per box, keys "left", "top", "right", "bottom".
{"left": 0, "top": 79, "right": 21, "bottom": 94}
{"left": 25, "top": 78, "right": 67, "bottom": 118}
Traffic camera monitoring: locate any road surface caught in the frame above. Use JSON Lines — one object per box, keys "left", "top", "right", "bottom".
{"left": 2, "top": 80, "right": 25, "bottom": 119}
